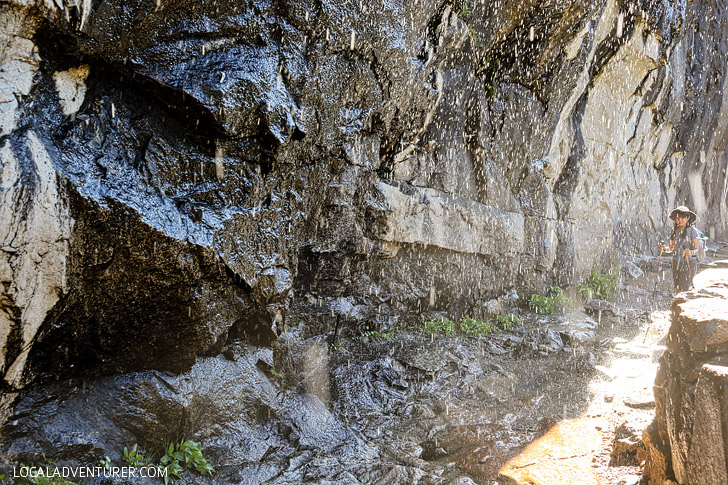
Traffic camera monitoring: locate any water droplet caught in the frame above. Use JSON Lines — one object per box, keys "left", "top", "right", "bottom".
{"left": 617, "top": 13, "right": 624, "bottom": 38}
{"left": 215, "top": 145, "right": 225, "bottom": 181}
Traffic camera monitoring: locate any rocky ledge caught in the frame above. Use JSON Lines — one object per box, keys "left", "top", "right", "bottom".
{"left": 645, "top": 270, "right": 728, "bottom": 484}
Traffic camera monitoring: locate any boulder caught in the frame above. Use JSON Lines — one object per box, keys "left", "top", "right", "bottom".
{"left": 583, "top": 299, "right": 648, "bottom": 320}
{"left": 545, "top": 310, "right": 599, "bottom": 347}
{"left": 611, "top": 413, "right": 651, "bottom": 465}
{"left": 645, "top": 281, "right": 728, "bottom": 484}
{"left": 622, "top": 260, "right": 644, "bottom": 280}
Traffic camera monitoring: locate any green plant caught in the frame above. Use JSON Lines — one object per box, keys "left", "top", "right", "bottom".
{"left": 123, "top": 443, "right": 147, "bottom": 467}
{"left": 159, "top": 439, "right": 214, "bottom": 484}
{"left": 467, "top": 24, "right": 482, "bottom": 48}
{"left": 334, "top": 337, "right": 350, "bottom": 349}
{"left": 98, "top": 455, "right": 112, "bottom": 470}
{"left": 529, "top": 286, "right": 570, "bottom": 314}
{"left": 44, "top": 478, "right": 76, "bottom": 485}
{"left": 422, "top": 317, "right": 456, "bottom": 336}
{"left": 474, "top": 54, "right": 498, "bottom": 97}
{"left": 493, "top": 313, "right": 521, "bottom": 330}
{"left": 270, "top": 364, "right": 284, "bottom": 380}
{"left": 29, "top": 478, "right": 77, "bottom": 485}
{"left": 528, "top": 294, "right": 553, "bottom": 314}
{"left": 158, "top": 458, "right": 184, "bottom": 485}
{"left": 459, "top": 316, "right": 493, "bottom": 336}
{"left": 16, "top": 469, "right": 77, "bottom": 485}
{"left": 448, "top": 0, "right": 500, "bottom": 97}
{"left": 578, "top": 269, "right": 619, "bottom": 300}
{"left": 176, "top": 440, "right": 215, "bottom": 476}
{"left": 458, "top": 1, "right": 472, "bottom": 17}
{"left": 548, "top": 285, "right": 570, "bottom": 307}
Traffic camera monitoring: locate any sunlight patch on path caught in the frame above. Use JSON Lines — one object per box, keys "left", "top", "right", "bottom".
{"left": 498, "top": 418, "right": 603, "bottom": 484}
{"left": 494, "top": 263, "right": 728, "bottom": 484}
{"left": 498, "top": 307, "right": 673, "bottom": 484}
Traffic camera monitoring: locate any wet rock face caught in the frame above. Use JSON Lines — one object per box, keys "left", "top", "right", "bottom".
{"left": 1, "top": 0, "right": 727, "bottom": 390}
{"left": 9, "top": 0, "right": 728, "bottom": 480}
{"left": 0, "top": 320, "right": 608, "bottom": 483}
{"left": 646, "top": 281, "right": 728, "bottom": 484}
{"left": 1, "top": 347, "right": 373, "bottom": 484}
{"left": 26, "top": 196, "right": 250, "bottom": 380}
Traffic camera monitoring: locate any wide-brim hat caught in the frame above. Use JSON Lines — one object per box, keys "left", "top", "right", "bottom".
{"left": 669, "top": 205, "right": 697, "bottom": 224}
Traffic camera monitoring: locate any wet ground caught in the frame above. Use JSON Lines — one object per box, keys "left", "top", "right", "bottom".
{"left": 4, "top": 254, "right": 724, "bottom": 484}
{"left": 328, "top": 263, "right": 678, "bottom": 484}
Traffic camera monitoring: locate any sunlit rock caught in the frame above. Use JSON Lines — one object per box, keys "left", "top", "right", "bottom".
{"left": 52, "top": 65, "right": 90, "bottom": 116}
{"left": 545, "top": 310, "right": 599, "bottom": 348}
{"left": 646, "top": 279, "right": 728, "bottom": 484}
{"left": 498, "top": 418, "right": 602, "bottom": 484}
{"left": 0, "top": 133, "right": 71, "bottom": 389}
{"left": 611, "top": 413, "right": 650, "bottom": 465}
{"left": 0, "top": 7, "right": 40, "bottom": 136}
{"left": 373, "top": 181, "right": 525, "bottom": 258}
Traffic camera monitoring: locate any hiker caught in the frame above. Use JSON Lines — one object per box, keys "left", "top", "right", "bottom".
{"left": 659, "top": 205, "right": 700, "bottom": 293}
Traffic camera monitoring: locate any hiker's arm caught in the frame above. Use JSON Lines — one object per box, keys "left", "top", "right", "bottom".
{"left": 683, "top": 237, "right": 699, "bottom": 257}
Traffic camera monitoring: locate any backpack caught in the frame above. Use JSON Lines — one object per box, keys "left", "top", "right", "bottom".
{"left": 695, "top": 227, "right": 708, "bottom": 262}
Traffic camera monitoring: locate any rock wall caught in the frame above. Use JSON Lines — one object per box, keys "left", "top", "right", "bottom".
{"left": 645, "top": 277, "right": 728, "bottom": 484}
{"left": 1, "top": 0, "right": 727, "bottom": 388}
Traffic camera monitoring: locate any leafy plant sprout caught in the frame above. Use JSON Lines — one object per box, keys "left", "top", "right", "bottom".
{"left": 123, "top": 443, "right": 147, "bottom": 467}
{"left": 160, "top": 439, "right": 215, "bottom": 483}
{"left": 422, "top": 317, "right": 457, "bottom": 336}
{"left": 578, "top": 269, "right": 619, "bottom": 300}
{"left": 493, "top": 313, "right": 521, "bottom": 330}
{"left": 458, "top": 0, "right": 472, "bottom": 17}
{"left": 360, "top": 329, "right": 396, "bottom": 340}
{"left": 16, "top": 470, "right": 78, "bottom": 485}
{"left": 459, "top": 316, "right": 493, "bottom": 336}
{"left": 116, "top": 440, "right": 214, "bottom": 484}
{"left": 270, "top": 364, "right": 284, "bottom": 380}
{"left": 529, "top": 286, "right": 570, "bottom": 314}
{"left": 422, "top": 314, "right": 521, "bottom": 337}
